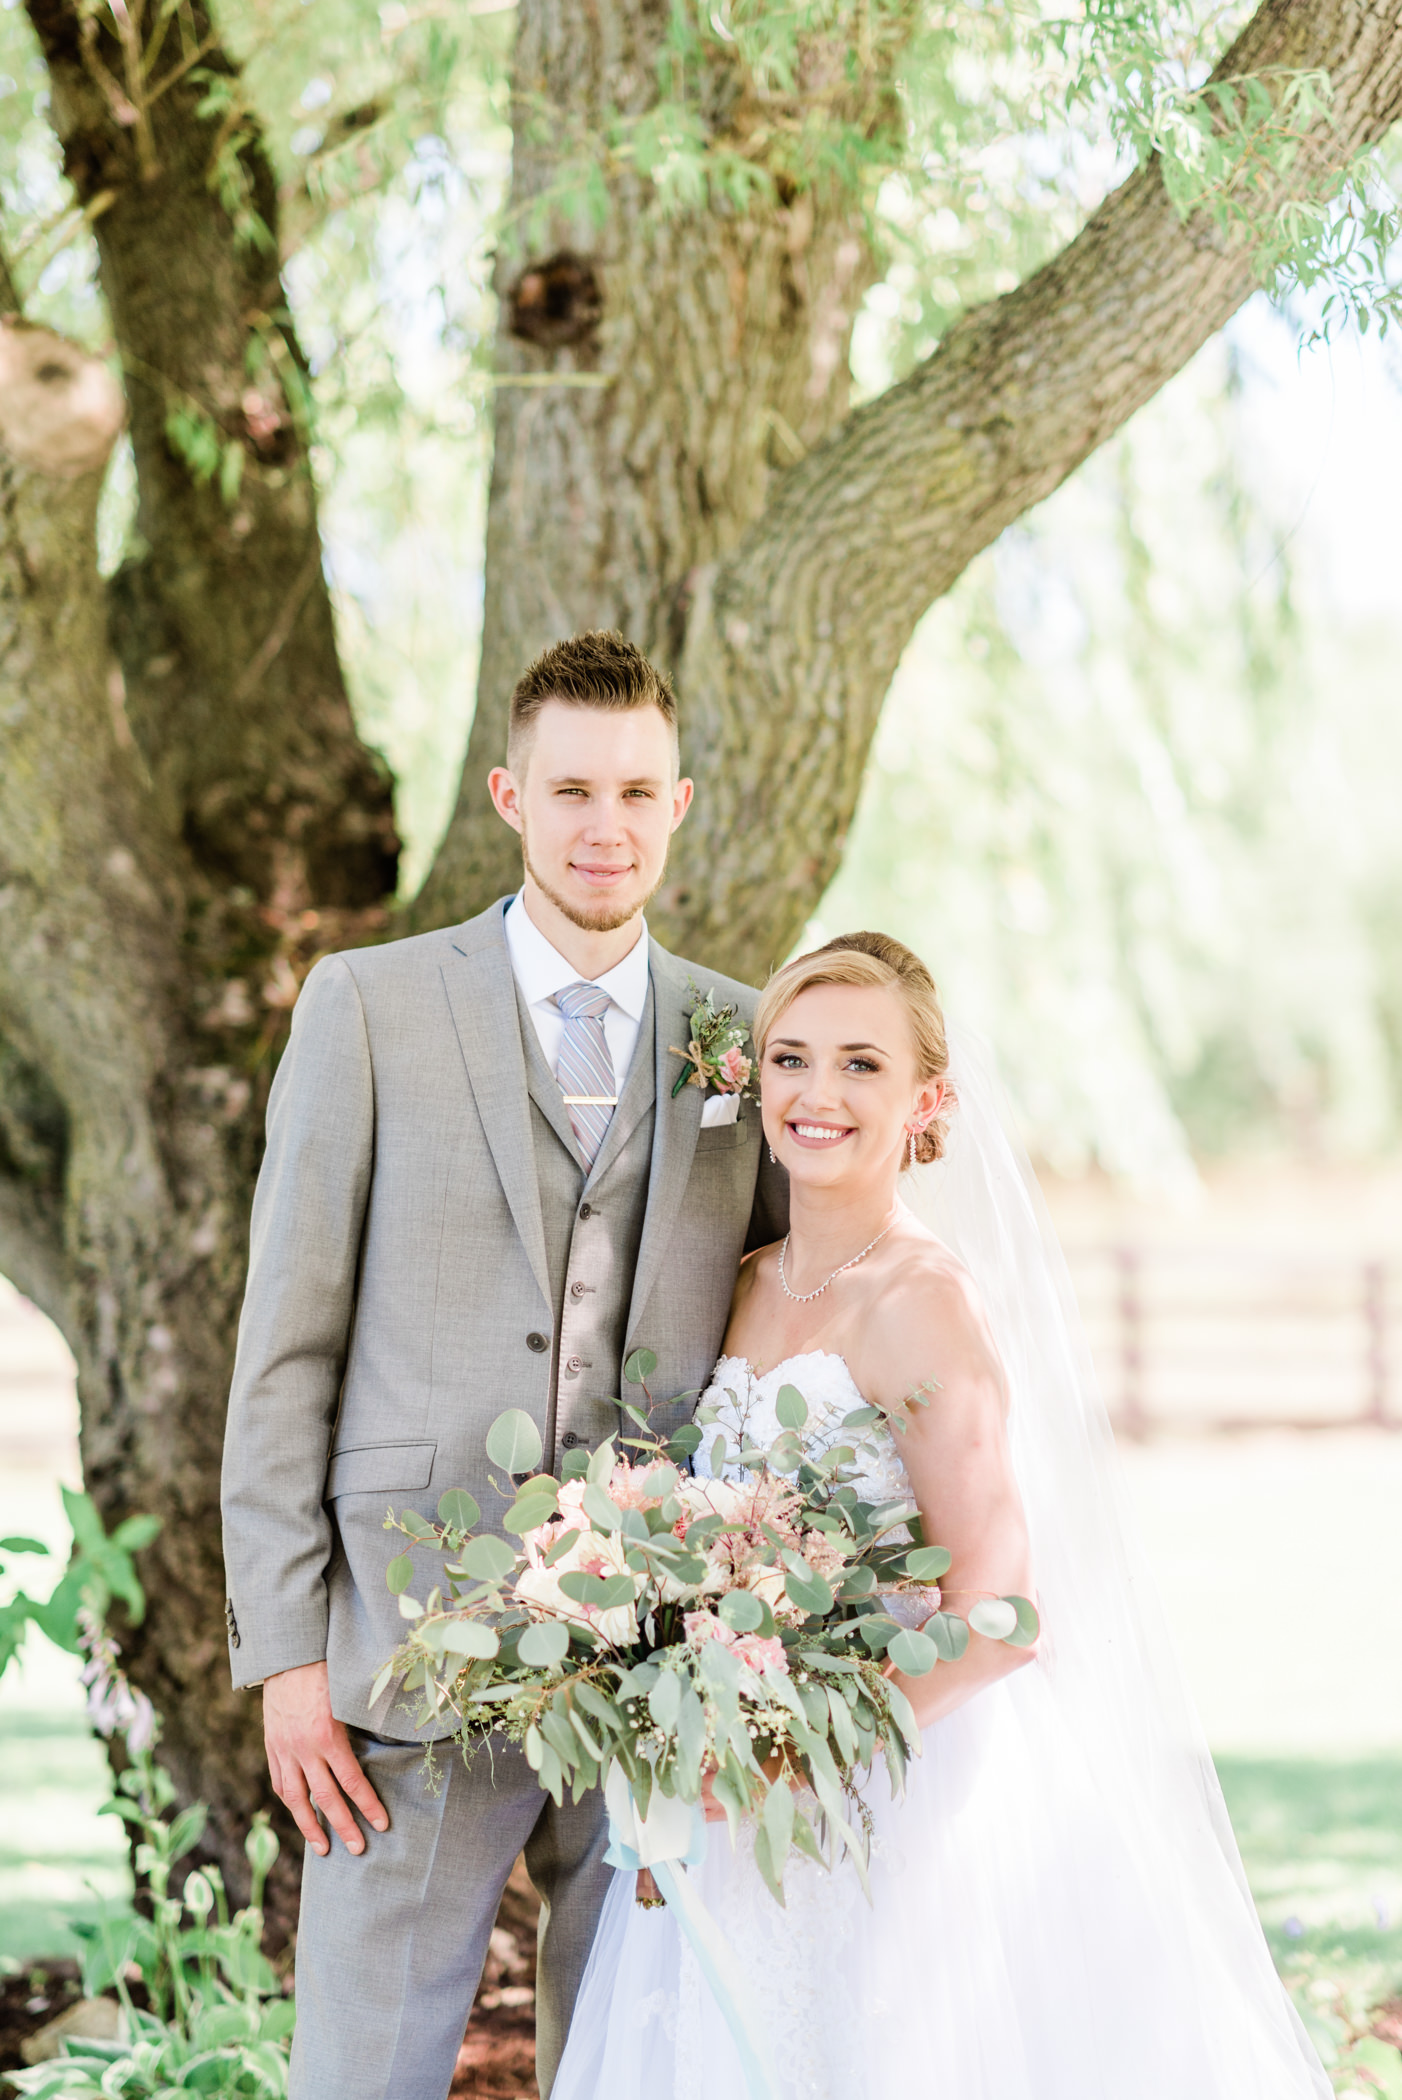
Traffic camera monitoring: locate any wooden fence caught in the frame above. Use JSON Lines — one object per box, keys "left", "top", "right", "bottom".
{"left": 1063, "top": 1245, "right": 1399, "bottom": 1436}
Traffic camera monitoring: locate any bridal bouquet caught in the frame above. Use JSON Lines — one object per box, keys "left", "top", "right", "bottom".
{"left": 374, "top": 1352, "right": 1036, "bottom": 1901}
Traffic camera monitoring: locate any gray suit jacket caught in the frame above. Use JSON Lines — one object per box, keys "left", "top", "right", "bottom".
{"left": 220, "top": 900, "right": 786, "bottom": 1730}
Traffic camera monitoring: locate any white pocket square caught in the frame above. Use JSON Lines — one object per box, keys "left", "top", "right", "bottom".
{"left": 700, "top": 1092, "right": 741, "bottom": 1128}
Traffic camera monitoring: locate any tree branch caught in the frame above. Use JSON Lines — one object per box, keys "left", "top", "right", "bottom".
{"left": 640, "top": 0, "right": 1402, "bottom": 977}
{"left": 24, "top": 0, "right": 397, "bottom": 912}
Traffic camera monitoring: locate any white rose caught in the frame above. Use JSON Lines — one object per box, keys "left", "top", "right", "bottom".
{"left": 514, "top": 1528, "right": 638, "bottom": 1649}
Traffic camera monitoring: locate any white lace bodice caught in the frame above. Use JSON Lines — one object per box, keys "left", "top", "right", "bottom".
{"left": 694, "top": 1349, "right": 915, "bottom": 1512}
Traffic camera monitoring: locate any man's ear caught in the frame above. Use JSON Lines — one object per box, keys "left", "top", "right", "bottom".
{"left": 488, "top": 765, "right": 524, "bottom": 834}
{"left": 671, "top": 776, "right": 695, "bottom": 830}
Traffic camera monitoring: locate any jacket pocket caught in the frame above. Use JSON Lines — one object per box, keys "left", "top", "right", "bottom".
{"left": 326, "top": 1440, "right": 437, "bottom": 1500}
{"left": 693, "top": 1118, "right": 750, "bottom": 1153}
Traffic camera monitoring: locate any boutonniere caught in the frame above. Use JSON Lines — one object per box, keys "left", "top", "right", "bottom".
{"left": 669, "top": 982, "right": 756, "bottom": 1100}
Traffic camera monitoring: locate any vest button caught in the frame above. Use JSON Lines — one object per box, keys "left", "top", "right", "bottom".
{"left": 565, "top": 1354, "right": 583, "bottom": 1375}
{"left": 578, "top": 1202, "right": 593, "bottom": 1219}
{"left": 570, "top": 1280, "right": 587, "bottom": 1299}
{"left": 526, "top": 1331, "right": 549, "bottom": 1353}
{"left": 561, "top": 1431, "right": 585, "bottom": 1449}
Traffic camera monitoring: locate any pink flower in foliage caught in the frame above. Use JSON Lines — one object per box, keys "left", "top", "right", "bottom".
{"left": 732, "top": 1634, "right": 788, "bottom": 1676}
{"left": 684, "top": 1610, "right": 730, "bottom": 1647}
{"left": 718, "top": 1046, "right": 752, "bottom": 1093}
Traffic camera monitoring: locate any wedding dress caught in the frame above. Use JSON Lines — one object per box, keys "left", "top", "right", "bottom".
{"left": 550, "top": 1032, "right": 1329, "bottom": 2100}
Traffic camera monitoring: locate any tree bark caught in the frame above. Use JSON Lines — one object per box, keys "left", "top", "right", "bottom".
{"left": 424, "top": 0, "right": 1402, "bottom": 983}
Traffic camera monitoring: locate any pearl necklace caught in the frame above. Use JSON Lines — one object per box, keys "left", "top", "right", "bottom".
{"left": 777, "top": 1223, "right": 894, "bottom": 1303}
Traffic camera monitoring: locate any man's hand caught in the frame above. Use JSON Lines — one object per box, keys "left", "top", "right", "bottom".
{"left": 263, "top": 1661, "right": 388, "bottom": 1857}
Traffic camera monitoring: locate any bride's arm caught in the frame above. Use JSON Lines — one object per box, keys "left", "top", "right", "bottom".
{"left": 861, "top": 1258, "right": 1038, "bottom": 1729}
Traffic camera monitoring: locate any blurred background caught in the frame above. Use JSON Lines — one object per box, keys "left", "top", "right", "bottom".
{"left": 3, "top": 0, "right": 1402, "bottom": 2086}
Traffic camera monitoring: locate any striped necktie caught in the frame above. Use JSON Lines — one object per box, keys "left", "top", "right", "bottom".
{"left": 555, "top": 981, "right": 616, "bottom": 1170}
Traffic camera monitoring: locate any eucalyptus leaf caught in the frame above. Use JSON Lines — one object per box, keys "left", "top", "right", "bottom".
{"left": 435, "top": 1618, "right": 500, "bottom": 1659}
{"left": 766, "top": 1430, "right": 805, "bottom": 1474}
{"left": 582, "top": 1483, "right": 624, "bottom": 1531}
{"left": 437, "top": 1488, "right": 482, "bottom": 1532}
{"left": 774, "top": 1384, "right": 809, "bottom": 1430}
{"left": 718, "top": 1588, "right": 764, "bottom": 1632}
{"left": 485, "top": 1408, "right": 544, "bottom": 1476}
{"left": 928, "top": 1611, "right": 970, "bottom": 1662}
{"left": 518, "top": 1619, "right": 571, "bottom": 1666}
{"left": 385, "top": 1552, "right": 415, "bottom": 1595}
{"left": 624, "top": 1346, "right": 659, "bottom": 1385}
{"left": 504, "top": 1492, "right": 559, "bottom": 1536}
{"left": 648, "top": 1669, "right": 681, "bottom": 1732}
{"left": 454, "top": 1533, "right": 517, "bottom": 1582}
{"left": 1004, "top": 1595, "right": 1041, "bottom": 1647}
{"left": 969, "top": 1597, "right": 1019, "bottom": 1640}
{"left": 904, "top": 1545, "right": 952, "bottom": 1581}
{"left": 665, "top": 1423, "right": 703, "bottom": 1458}
{"left": 886, "top": 1627, "right": 939, "bottom": 1676}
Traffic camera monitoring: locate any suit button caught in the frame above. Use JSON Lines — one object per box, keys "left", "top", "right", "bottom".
{"left": 570, "top": 1281, "right": 587, "bottom": 1299}
{"left": 578, "top": 1202, "right": 592, "bottom": 1219}
{"left": 526, "top": 1332, "right": 549, "bottom": 1353}
{"left": 565, "top": 1354, "right": 583, "bottom": 1375}
{"left": 561, "top": 1431, "right": 585, "bottom": 1449}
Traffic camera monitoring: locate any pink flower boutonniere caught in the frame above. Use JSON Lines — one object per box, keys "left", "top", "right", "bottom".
{"left": 669, "top": 982, "right": 755, "bottom": 1101}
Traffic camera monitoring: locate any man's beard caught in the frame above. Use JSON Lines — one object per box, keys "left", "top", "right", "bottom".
{"left": 521, "top": 833, "right": 662, "bottom": 934}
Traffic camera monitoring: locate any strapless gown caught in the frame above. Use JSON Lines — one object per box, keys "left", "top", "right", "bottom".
{"left": 549, "top": 1351, "right": 1324, "bottom": 2100}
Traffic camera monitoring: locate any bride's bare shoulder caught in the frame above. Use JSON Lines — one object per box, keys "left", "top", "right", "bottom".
{"left": 860, "top": 1226, "right": 1005, "bottom": 1414}
{"left": 727, "top": 1241, "right": 777, "bottom": 1317}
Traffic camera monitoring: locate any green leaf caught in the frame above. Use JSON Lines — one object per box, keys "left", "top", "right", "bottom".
{"left": 454, "top": 1534, "right": 517, "bottom": 1582}
{"left": 665, "top": 1423, "right": 703, "bottom": 1459}
{"left": 518, "top": 1620, "right": 571, "bottom": 1666}
{"left": 505, "top": 1492, "right": 559, "bottom": 1536}
{"left": 437, "top": 1489, "right": 482, "bottom": 1532}
{"left": 886, "top": 1628, "right": 939, "bottom": 1676}
{"left": 903, "top": 1546, "right": 952, "bottom": 1581}
{"left": 624, "top": 1347, "right": 658, "bottom": 1385}
{"left": 774, "top": 1384, "right": 808, "bottom": 1430}
{"left": 717, "top": 1589, "right": 763, "bottom": 1632}
{"left": 840, "top": 1405, "right": 881, "bottom": 1428}
{"left": 386, "top": 1553, "right": 415, "bottom": 1595}
{"left": 582, "top": 1483, "right": 623, "bottom": 1531}
{"left": 0, "top": 1536, "right": 49, "bottom": 1556}
{"left": 781, "top": 1553, "right": 833, "bottom": 1616}
{"left": 561, "top": 1448, "right": 591, "bottom": 1480}
{"left": 435, "top": 1618, "right": 499, "bottom": 1659}
{"left": 675, "top": 1683, "right": 708, "bottom": 1794}
{"left": 401, "top": 1509, "right": 438, "bottom": 1541}
{"left": 485, "top": 1409, "right": 544, "bottom": 1476}
{"left": 587, "top": 1439, "right": 617, "bottom": 1485}
{"left": 928, "top": 1612, "right": 969, "bottom": 1662}
{"left": 168, "top": 1802, "right": 208, "bottom": 1863}
{"left": 766, "top": 1430, "right": 804, "bottom": 1474}
{"left": 647, "top": 1670, "right": 682, "bottom": 1732}
{"left": 1003, "top": 1595, "right": 1041, "bottom": 1648}
{"left": 969, "top": 1598, "right": 1019, "bottom": 1640}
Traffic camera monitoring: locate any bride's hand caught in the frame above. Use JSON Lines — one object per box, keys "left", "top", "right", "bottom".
{"left": 700, "top": 1750, "right": 785, "bottom": 1821}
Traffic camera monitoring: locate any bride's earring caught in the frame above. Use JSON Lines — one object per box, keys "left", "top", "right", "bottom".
{"left": 908, "top": 1127, "right": 916, "bottom": 1170}
{"left": 768, "top": 1145, "right": 777, "bottom": 1164}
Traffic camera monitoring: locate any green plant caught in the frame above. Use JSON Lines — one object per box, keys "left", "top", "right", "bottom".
{"left": 5, "top": 1618, "right": 293, "bottom": 2099}
{"left": 0, "top": 1490, "right": 160, "bottom": 1681}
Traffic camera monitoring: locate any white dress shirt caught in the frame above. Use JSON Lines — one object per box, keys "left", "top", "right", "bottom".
{"left": 503, "top": 892, "right": 651, "bottom": 1090}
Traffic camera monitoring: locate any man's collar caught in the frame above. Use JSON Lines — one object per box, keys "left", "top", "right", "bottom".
{"left": 503, "top": 891, "right": 651, "bottom": 1017}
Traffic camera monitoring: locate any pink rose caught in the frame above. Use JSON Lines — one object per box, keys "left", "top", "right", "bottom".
{"left": 684, "top": 1610, "right": 733, "bottom": 1647}
{"left": 732, "top": 1634, "right": 788, "bottom": 1676}
{"left": 718, "top": 1046, "right": 752, "bottom": 1092}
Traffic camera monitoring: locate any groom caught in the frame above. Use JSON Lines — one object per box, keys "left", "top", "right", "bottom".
{"left": 220, "top": 631, "right": 786, "bottom": 2100}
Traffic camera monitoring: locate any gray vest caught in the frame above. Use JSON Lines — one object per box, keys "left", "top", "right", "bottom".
{"left": 516, "top": 977, "right": 659, "bottom": 1460}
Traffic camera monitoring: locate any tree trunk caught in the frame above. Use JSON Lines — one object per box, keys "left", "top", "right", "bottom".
{"left": 2, "top": 0, "right": 1400, "bottom": 1943}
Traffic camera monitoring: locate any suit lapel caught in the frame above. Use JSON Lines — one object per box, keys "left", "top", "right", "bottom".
{"left": 440, "top": 904, "right": 551, "bottom": 1309}
{"left": 583, "top": 976, "right": 656, "bottom": 1188}
{"left": 625, "top": 943, "right": 704, "bottom": 1338}
{"left": 514, "top": 980, "right": 583, "bottom": 1163}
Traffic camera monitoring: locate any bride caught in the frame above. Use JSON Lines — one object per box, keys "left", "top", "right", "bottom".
{"left": 551, "top": 930, "right": 1329, "bottom": 2100}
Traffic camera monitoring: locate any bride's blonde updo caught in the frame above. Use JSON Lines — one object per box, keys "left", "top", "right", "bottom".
{"left": 752, "top": 931, "right": 955, "bottom": 1166}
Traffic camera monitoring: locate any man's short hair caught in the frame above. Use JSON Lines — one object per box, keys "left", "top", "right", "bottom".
{"left": 507, "top": 631, "right": 679, "bottom": 774}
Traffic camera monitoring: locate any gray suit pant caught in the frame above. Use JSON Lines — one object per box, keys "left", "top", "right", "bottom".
{"left": 288, "top": 1730, "right": 611, "bottom": 2100}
